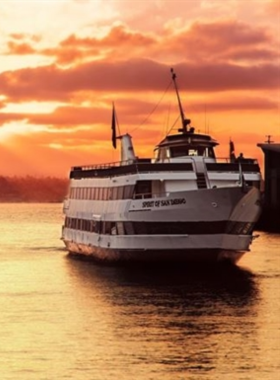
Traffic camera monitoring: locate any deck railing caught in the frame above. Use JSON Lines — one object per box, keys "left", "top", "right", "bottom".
{"left": 71, "top": 156, "right": 258, "bottom": 171}
{"left": 70, "top": 157, "right": 259, "bottom": 179}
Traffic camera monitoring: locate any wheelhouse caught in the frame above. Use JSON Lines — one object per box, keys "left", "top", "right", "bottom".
{"left": 154, "top": 131, "right": 218, "bottom": 162}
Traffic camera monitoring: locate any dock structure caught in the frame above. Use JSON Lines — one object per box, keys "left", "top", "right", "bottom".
{"left": 257, "top": 142, "right": 280, "bottom": 231}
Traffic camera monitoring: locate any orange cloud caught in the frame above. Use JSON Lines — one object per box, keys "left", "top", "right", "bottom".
{"left": 27, "top": 105, "right": 110, "bottom": 126}
{"left": 6, "top": 19, "right": 276, "bottom": 67}
{"left": 0, "top": 112, "right": 28, "bottom": 123}
{"left": 6, "top": 19, "right": 275, "bottom": 68}
{"left": 7, "top": 41, "right": 36, "bottom": 55}
{"left": 0, "top": 60, "right": 278, "bottom": 102}
{"left": 5, "top": 33, "right": 42, "bottom": 55}
{"left": 40, "top": 24, "right": 157, "bottom": 65}
{"left": 266, "top": 0, "right": 280, "bottom": 14}
{"left": 9, "top": 33, "right": 41, "bottom": 42}
{"left": 0, "top": 5, "right": 279, "bottom": 177}
{"left": 164, "top": 20, "right": 276, "bottom": 63}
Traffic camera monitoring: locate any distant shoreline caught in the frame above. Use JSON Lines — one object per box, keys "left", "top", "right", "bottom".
{"left": 0, "top": 201, "right": 64, "bottom": 203}
{"left": 0, "top": 175, "right": 68, "bottom": 203}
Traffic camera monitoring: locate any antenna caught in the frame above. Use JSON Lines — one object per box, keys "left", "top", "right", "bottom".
{"left": 170, "top": 68, "right": 190, "bottom": 134}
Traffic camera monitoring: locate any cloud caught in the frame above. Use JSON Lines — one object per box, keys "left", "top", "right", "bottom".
{"left": 0, "top": 65, "right": 72, "bottom": 101}
{"left": 40, "top": 24, "right": 157, "bottom": 65}
{"left": 27, "top": 105, "right": 110, "bottom": 126}
{"left": 0, "top": 59, "right": 278, "bottom": 104}
{"left": 4, "top": 19, "right": 276, "bottom": 68}
{"left": 159, "top": 19, "right": 277, "bottom": 64}
{"left": 6, "top": 41, "right": 36, "bottom": 55}
{"left": 0, "top": 92, "right": 277, "bottom": 144}
{"left": 0, "top": 2, "right": 279, "bottom": 176}
{"left": 266, "top": 0, "right": 280, "bottom": 14}
{"left": 0, "top": 113, "right": 28, "bottom": 123}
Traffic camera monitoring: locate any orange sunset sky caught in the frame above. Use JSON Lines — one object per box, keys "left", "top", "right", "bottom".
{"left": 0, "top": 0, "right": 279, "bottom": 177}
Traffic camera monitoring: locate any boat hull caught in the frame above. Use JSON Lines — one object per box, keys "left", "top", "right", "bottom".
{"left": 65, "top": 240, "right": 245, "bottom": 264}
{"left": 62, "top": 185, "right": 261, "bottom": 265}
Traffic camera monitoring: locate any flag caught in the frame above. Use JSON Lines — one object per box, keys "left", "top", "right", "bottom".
{"left": 229, "top": 139, "right": 235, "bottom": 162}
{"left": 111, "top": 103, "right": 117, "bottom": 149}
{"left": 230, "top": 139, "right": 235, "bottom": 154}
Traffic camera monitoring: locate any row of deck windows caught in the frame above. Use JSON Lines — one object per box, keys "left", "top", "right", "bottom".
{"left": 64, "top": 217, "right": 254, "bottom": 236}
{"left": 69, "top": 181, "right": 154, "bottom": 200}
{"left": 64, "top": 217, "right": 132, "bottom": 235}
{"left": 69, "top": 185, "right": 135, "bottom": 200}
{"left": 154, "top": 146, "right": 215, "bottom": 160}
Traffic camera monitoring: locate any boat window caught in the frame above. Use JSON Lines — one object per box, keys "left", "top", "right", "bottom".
{"left": 111, "top": 222, "right": 117, "bottom": 235}
{"left": 124, "top": 222, "right": 135, "bottom": 235}
{"left": 116, "top": 222, "right": 125, "bottom": 235}
{"left": 190, "top": 147, "right": 205, "bottom": 156}
{"left": 88, "top": 188, "right": 92, "bottom": 199}
{"left": 103, "top": 187, "right": 109, "bottom": 200}
{"left": 78, "top": 219, "right": 83, "bottom": 230}
{"left": 103, "top": 222, "right": 111, "bottom": 234}
{"left": 112, "top": 187, "right": 118, "bottom": 200}
{"left": 170, "top": 146, "right": 207, "bottom": 157}
{"left": 98, "top": 187, "right": 102, "bottom": 200}
{"left": 204, "top": 147, "right": 215, "bottom": 158}
{"left": 81, "top": 188, "right": 85, "bottom": 199}
{"left": 84, "top": 220, "right": 91, "bottom": 232}
{"left": 124, "top": 185, "right": 134, "bottom": 199}
{"left": 69, "top": 188, "right": 74, "bottom": 199}
{"left": 154, "top": 149, "right": 159, "bottom": 160}
{"left": 158, "top": 148, "right": 168, "bottom": 160}
{"left": 134, "top": 180, "right": 152, "bottom": 199}
{"left": 134, "top": 222, "right": 147, "bottom": 234}
{"left": 93, "top": 187, "right": 98, "bottom": 200}
{"left": 188, "top": 149, "right": 198, "bottom": 156}
{"left": 170, "top": 147, "right": 189, "bottom": 157}
{"left": 91, "top": 220, "right": 100, "bottom": 233}
{"left": 117, "top": 186, "right": 124, "bottom": 199}
{"left": 107, "top": 187, "right": 111, "bottom": 200}
{"left": 69, "top": 185, "right": 137, "bottom": 201}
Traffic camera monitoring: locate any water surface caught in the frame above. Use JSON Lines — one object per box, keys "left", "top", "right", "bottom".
{"left": 0, "top": 204, "right": 279, "bottom": 380}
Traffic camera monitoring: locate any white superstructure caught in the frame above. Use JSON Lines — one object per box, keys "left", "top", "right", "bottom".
{"left": 62, "top": 70, "right": 262, "bottom": 264}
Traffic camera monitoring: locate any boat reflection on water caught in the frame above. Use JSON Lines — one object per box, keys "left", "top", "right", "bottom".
{"left": 64, "top": 256, "right": 260, "bottom": 377}
{"left": 65, "top": 254, "right": 259, "bottom": 317}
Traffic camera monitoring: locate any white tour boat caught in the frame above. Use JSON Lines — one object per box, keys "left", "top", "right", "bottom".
{"left": 62, "top": 70, "right": 262, "bottom": 264}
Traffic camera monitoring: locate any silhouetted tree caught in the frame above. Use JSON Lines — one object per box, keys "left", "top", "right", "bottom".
{"left": 0, "top": 176, "right": 68, "bottom": 202}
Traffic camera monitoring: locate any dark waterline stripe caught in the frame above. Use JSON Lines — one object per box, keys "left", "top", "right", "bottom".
{"left": 64, "top": 217, "right": 255, "bottom": 236}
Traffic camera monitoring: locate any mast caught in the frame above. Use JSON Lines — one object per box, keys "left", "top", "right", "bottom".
{"left": 171, "top": 68, "right": 191, "bottom": 133}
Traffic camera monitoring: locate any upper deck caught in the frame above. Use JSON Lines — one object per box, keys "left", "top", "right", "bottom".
{"left": 70, "top": 158, "right": 260, "bottom": 180}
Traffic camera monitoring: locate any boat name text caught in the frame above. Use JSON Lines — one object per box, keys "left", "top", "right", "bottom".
{"left": 142, "top": 198, "right": 186, "bottom": 208}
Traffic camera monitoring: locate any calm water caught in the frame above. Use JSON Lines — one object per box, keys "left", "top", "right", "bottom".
{"left": 0, "top": 204, "right": 279, "bottom": 380}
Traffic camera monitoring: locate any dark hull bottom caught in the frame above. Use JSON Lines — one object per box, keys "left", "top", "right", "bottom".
{"left": 65, "top": 241, "right": 245, "bottom": 265}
